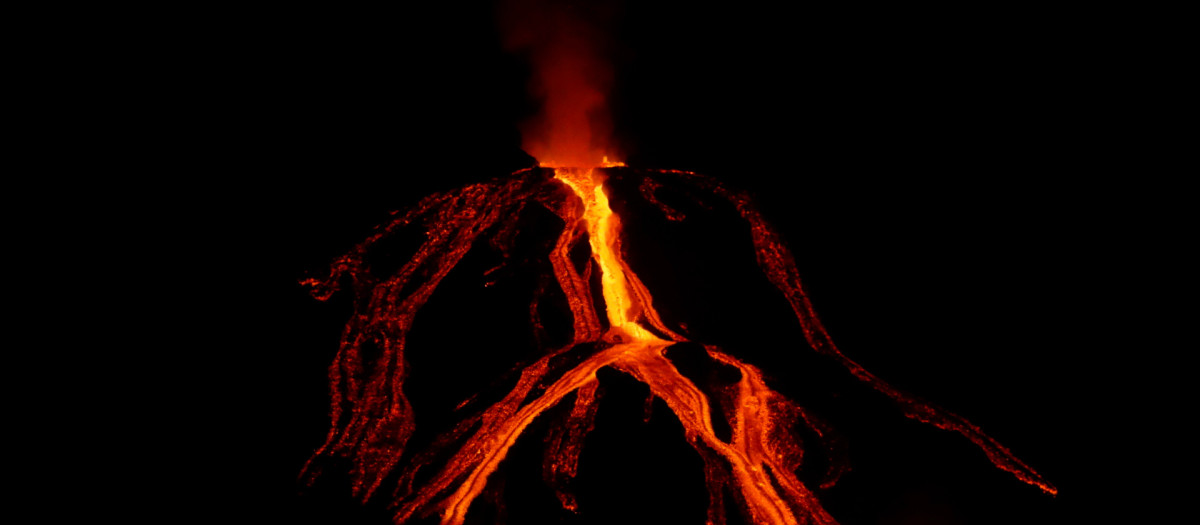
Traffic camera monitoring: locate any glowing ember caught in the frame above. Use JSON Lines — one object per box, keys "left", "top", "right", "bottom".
{"left": 299, "top": 165, "right": 1055, "bottom": 524}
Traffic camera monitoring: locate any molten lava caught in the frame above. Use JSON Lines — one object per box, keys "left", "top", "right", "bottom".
{"left": 300, "top": 165, "right": 1055, "bottom": 524}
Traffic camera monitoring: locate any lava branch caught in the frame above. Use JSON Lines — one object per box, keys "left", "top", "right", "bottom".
{"left": 666, "top": 170, "right": 1059, "bottom": 497}
{"left": 299, "top": 179, "right": 534, "bottom": 500}
{"left": 301, "top": 166, "right": 1055, "bottom": 525}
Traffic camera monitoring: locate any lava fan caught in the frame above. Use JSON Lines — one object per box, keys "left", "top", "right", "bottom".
{"left": 298, "top": 164, "right": 1055, "bottom": 525}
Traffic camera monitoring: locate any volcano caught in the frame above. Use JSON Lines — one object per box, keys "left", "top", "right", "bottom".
{"left": 297, "top": 165, "right": 1055, "bottom": 525}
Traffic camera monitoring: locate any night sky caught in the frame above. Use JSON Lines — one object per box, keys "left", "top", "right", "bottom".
{"left": 177, "top": 2, "right": 1112, "bottom": 523}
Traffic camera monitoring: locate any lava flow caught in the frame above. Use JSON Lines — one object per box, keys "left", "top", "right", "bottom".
{"left": 299, "top": 164, "right": 1056, "bottom": 525}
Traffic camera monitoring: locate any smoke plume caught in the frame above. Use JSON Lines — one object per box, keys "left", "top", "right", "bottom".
{"left": 499, "top": 0, "right": 619, "bottom": 167}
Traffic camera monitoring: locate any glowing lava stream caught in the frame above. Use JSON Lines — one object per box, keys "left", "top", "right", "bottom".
{"left": 436, "top": 168, "right": 822, "bottom": 525}
{"left": 552, "top": 168, "right": 666, "bottom": 343}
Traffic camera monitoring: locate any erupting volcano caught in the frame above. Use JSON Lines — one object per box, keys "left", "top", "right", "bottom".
{"left": 297, "top": 3, "right": 1054, "bottom": 523}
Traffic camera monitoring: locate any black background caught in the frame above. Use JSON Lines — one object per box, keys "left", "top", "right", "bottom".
{"left": 149, "top": 2, "right": 1136, "bottom": 523}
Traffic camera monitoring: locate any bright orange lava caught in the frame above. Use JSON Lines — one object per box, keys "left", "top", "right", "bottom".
{"left": 300, "top": 166, "right": 1055, "bottom": 525}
